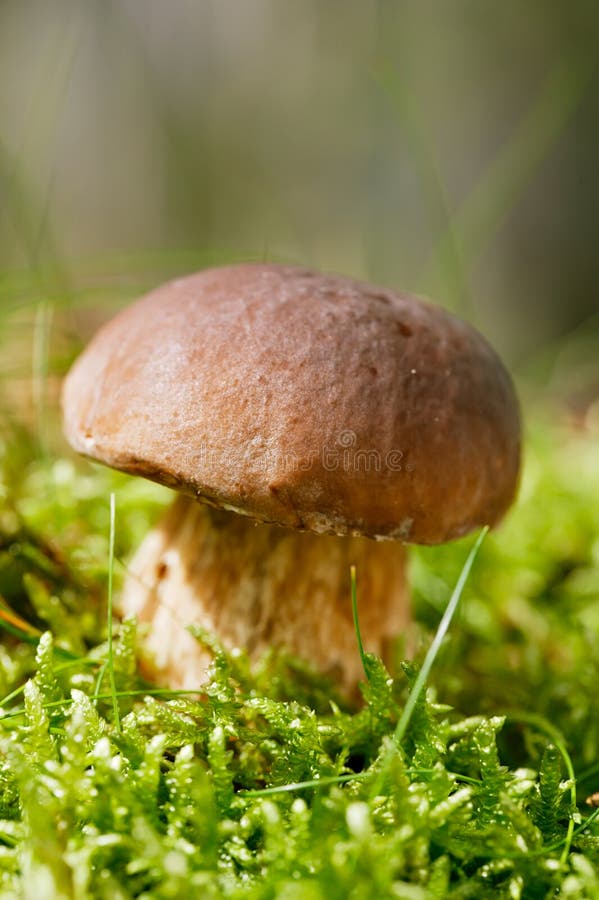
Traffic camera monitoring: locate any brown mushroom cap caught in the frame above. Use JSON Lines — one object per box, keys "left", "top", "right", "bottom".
{"left": 62, "top": 263, "right": 521, "bottom": 544}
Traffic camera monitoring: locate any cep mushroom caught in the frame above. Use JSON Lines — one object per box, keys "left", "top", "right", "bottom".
{"left": 62, "top": 264, "right": 520, "bottom": 692}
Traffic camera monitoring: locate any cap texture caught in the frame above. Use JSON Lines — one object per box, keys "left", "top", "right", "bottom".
{"left": 62, "top": 263, "right": 521, "bottom": 543}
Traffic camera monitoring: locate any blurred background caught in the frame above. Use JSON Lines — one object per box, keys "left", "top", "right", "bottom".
{"left": 1, "top": 0, "right": 598, "bottom": 432}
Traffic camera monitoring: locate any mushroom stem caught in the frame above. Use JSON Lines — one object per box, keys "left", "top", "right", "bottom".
{"left": 121, "top": 495, "right": 409, "bottom": 693}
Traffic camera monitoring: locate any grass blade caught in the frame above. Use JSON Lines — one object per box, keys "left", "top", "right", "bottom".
{"left": 350, "top": 564, "right": 369, "bottom": 682}
{"left": 394, "top": 526, "right": 489, "bottom": 747}
{"left": 107, "top": 492, "right": 120, "bottom": 732}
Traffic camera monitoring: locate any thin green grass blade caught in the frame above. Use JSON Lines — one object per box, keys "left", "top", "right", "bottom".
{"left": 394, "top": 526, "right": 489, "bottom": 748}
{"left": 503, "top": 710, "right": 578, "bottom": 865}
{"left": 350, "top": 564, "right": 369, "bottom": 682}
{"left": 107, "top": 492, "right": 120, "bottom": 732}
{"left": 32, "top": 301, "right": 53, "bottom": 460}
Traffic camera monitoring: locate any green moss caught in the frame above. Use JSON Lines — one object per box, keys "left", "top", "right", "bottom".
{"left": 0, "top": 421, "right": 597, "bottom": 897}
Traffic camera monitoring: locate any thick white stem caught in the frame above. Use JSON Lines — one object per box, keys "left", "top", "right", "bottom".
{"left": 121, "top": 495, "right": 409, "bottom": 693}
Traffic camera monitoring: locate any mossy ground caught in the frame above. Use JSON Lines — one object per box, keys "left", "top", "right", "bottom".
{"left": 0, "top": 410, "right": 597, "bottom": 898}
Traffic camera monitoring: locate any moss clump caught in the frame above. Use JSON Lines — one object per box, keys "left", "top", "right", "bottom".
{"left": 0, "top": 420, "right": 597, "bottom": 897}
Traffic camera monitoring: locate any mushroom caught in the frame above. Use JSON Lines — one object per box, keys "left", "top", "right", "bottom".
{"left": 62, "top": 264, "right": 520, "bottom": 692}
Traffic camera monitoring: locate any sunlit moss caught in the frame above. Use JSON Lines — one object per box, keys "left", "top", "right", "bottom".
{"left": 0, "top": 421, "right": 597, "bottom": 896}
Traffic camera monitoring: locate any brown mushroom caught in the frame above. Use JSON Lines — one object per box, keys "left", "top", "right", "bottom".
{"left": 62, "top": 264, "right": 520, "bottom": 692}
